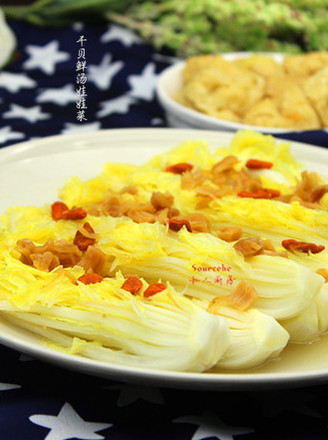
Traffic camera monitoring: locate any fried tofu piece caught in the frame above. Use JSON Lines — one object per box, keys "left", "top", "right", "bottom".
{"left": 178, "top": 52, "right": 328, "bottom": 129}
{"left": 244, "top": 83, "right": 320, "bottom": 130}
{"left": 183, "top": 55, "right": 227, "bottom": 82}
{"left": 283, "top": 52, "right": 328, "bottom": 79}
{"left": 303, "top": 66, "right": 328, "bottom": 127}
{"left": 275, "top": 84, "right": 321, "bottom": 130}
{"left": 184, "top": 65, "right": 265, "bottom": 118}
{"left": 235, "top": 55, "right": 284, "bottom": 79}
{"left": 265, "top": 74, "right": 294, "bottom": 99}
{"left": 214, "top": 109, "right": 241, "bottom": 122}
{"left": 243, "top": 98, "right": 290, "bottom": 128}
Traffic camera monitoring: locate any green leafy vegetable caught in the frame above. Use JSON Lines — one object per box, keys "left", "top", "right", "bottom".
{"left": 3, "top": 0, "right": 328, "bottom": 56}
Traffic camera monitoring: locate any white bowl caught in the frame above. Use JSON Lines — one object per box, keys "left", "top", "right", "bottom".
{"left": 156, "top": 52, "right": 297, "bottom": 134}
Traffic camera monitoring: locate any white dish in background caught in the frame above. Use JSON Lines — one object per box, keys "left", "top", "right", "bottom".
{"left": 1, "top": 128, "right": 328, "bottom": 390}
{"left": 156, "top": 52, "right": 298, "bottom": 134}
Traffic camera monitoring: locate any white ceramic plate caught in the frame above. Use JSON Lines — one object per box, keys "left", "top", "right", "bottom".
{"left": 156, "top": 52, "right": 301, "bottom": 134}
{"left": 1, "top": 128, "right": 328, "bottom": 391}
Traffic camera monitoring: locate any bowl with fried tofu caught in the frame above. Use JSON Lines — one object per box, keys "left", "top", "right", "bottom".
{"left": 157, "top": 52, "right": 328, "bottom": 134}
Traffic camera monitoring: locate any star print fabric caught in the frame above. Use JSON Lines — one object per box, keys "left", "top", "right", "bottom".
{"left": 1, "top": 17, "right": 328, "bottom": 440}
{"left": 1, "top": 20, "right": 328, "bottom": 148}
{"left": 0, "top": 21, "right": 169, "bottom": 147}
{"left": 1, "top": 341, "right": 328, "bottom": 440}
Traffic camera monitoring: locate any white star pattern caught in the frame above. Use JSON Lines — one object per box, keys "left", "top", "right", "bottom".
{"left": 0, "top": 126, "right": 25, "bottom": 144}
{"left": 88, "top": 54, "right": 124, "bottom": 90}
{"left": 72, "top": 22, "right": 84, "bottom": 32}
{"left": 36, "top": 84, "right": 77, "bottom": 106}
{"left": 96, "top": 95, "right": 137, "bottom": 118}
{"left": 100, "top": 24, "right": 142, "bottom": 46}
{"left": 3, "top": 104, "right": 51, "bottom": 123}
{"left": 0, "top": 382, "right": 21, "bottom": 391}
{"left": 106, "top": 384, "right": 164, "bottom": 407}
{"left": 151, "top": 117, "right": 165, "bottom": 125}
{"left": 256, "top": 391, "right": 322, "bottom": 418}
{"left": 174, "top": 412, "right": 254, "bottom": 440}
{"left": 152, "top": 52, "right": 181, "bottom": 64}
{"left": 128, "top": 62, "right": 159, "bottom": 101}
{"left": 61, "top": 121, "right": 101, "bottom": 134}
{"left": 29, "top": 402, "right": 112, "bottom": 440}
{"left": 23, "top": 40, "right": 70, "bottom": 75}
{"left": 0, "top": 72, "right": 37, "bottom": 93}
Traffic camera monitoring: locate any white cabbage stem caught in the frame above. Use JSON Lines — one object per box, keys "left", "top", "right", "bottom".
{"left": 214, "top": 307, "right": 289, "bottom": 370}
{"left": 0, "top": 296, "right": 230, "bottom": 373}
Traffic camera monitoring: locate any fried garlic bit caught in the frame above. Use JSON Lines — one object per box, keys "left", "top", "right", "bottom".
{"left": 208, "top": 280, "right": 258, "bottom": 313}
{"left": 217, "top": 227, "right": 243, "bottom": 242}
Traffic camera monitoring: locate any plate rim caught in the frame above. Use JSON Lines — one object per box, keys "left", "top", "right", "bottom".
{"left": 1, "top": 314, "right": 328, "bottom": 391}
{"left": 0, "top": 126, "right": 326, "bottom": 161}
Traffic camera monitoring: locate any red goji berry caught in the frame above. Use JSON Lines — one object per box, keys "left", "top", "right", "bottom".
{"left": 73, "top": 222, "right": 96, "bottom": 251}
{"left": 282, "top": 239, "right": 325, "bottom": 254}
{"left": 51, "top": 201, "right": 69, "bottom": 220}
{"left": 143, "top": 283, "right": 166, "bottom": 298}
{"left": 165, "top": 163, "right": 194, "bottom": 174}
{"left": 238, "top": 188, "right": 280, "bottom": 199}
{"left": 169, "top": 218, "right": 192, "bottom": 232}
{"left": 78, "top": 273, "right": 104, "bottom": 285}
{"left": 62, "top": 208, "right": 87, "bottom": 220}
{"left": 121, "top": 277, "right": 143, "bottom": 295}
{"left": 246, "top": 159, "right": 273, "bottom": 169}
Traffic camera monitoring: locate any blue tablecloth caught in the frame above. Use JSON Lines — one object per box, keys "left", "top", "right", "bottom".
{"left": 1, "top": 19, "right": 328, "bottom": 440}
